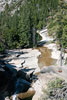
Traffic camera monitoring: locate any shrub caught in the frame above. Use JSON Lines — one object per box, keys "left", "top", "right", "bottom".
{"left": 0, "top": 43, "right": 5, "bottom": 53}
{"left": 39, "top": 78, "right": 66, "bottom": 100}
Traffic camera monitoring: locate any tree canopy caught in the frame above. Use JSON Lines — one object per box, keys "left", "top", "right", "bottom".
{"left": 0, "top": 0, "right": 62, "bottom": 53}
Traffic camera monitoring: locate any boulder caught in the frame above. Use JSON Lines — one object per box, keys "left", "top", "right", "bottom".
{"left": 17, "top": 70, "right": 34, "bottom": 82}
{"left": 17, "top": 87, "right": 35, "bottom": 99}
{"left": 0, "top": 60, "right": 36, "bottom": 100}
{"left": 0, "top": 60, "right": 17, "bottom": 98}
{"left": 10, "top": 87, "right": 35, "bottom": 100}
{"left": 15, "top": 78, "right": 31, "bottom": 93}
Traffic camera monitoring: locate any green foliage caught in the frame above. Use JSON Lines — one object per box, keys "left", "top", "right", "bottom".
{"left": 62, "top": 25, "right": 67, "bottom": 48}
{"left": 48, "top": 0, "right": 67, "bottom": 48}
{"left": 0, "top": 0, "right": 59, "bottom": 53}
{"left": 39, "top": 78, "right": 65, "bottom": 100}
{"left": 48, "top": 78, "right": 64, "bottom": 89}
{"left": 0, "top": 42, "right": 5, "bottom": 53}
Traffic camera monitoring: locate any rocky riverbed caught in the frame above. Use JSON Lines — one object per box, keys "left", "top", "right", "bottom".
{"left": 0, "top": 28, "right": 67, "bottom": 100}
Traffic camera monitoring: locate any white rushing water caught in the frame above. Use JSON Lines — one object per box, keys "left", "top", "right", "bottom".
{"left": 12, "top": 94, "right": 16, "bottom": 100}
{"left": 40, "top": 28, "right": 53, "bottom": 42}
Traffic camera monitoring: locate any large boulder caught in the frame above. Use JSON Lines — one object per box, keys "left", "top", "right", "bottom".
{"left": 10, "top": 87, "right": 35, "bottom": 100}
{"left": 0, "top": 61, "right": 17, "bottom": 99}
{"left": 15, "top": 78, "right": 31, "bottom": 93}
{"left": 0, "top": 60, "right": 36, "bottom": 100}
{"left": 17, "top": 87, "right": 35, "bottom": 99}
{"left": 17, "top": 69, "right": 35, "bottom": 82}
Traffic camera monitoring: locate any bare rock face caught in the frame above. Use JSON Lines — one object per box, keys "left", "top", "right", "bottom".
{"left": 0, "top": 0, "right": 12, "bottom": 12}
{"left": 64, "top": 0, "right": 67, "bottom": 3}
{"left": 17, "top": 87, "right": 35, "bottom": 99}
{"left": 10, "top": 87, "right": 35, "bottom": 100}
{"left": 0, "top": 0, "right": 24, "bottom": 12}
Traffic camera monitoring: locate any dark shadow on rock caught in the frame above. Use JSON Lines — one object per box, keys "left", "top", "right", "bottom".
{"left": 0, "top": 54, "right": 7, "bottom": 59}
{"left": 40, "top": 66, "right": 56, "bottom": 74}
{"left": 21, "top": 68, "right": 36, "bottom": 72}
{"left": 37, "top": 40, "right": 47, "bottom": 47}
{"left": 6, "top": 50, "right": 28, "bottom": 56}
{"left": 22, "top": 96, "right": 33, "bottom": 100}
{"left": 17, "top": 69, "right": 38, "bottom": 82}
{"left": 13, "top": 56, "right": 34, "bottom": 60}
{"left": 5, "top": 57, "right": 30, "bottom": 61}
{"left": 0, "top": 60, "right": 37, "bottom": 100}
{"left": 15, "top": 78, "right": 31, "bottom": 94}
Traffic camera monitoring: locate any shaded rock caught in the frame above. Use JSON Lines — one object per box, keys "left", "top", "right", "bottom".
{"left": 0, "top": 69, "right": 11, "bottom": 93}
{"left": 10, "top": 88, "right": 35, "bottom": 100}
{"left": 0, "top": 95, "right": 5, "bottom": 100}
{"left": 0, "top": 60, "right": 17, "bottom": 99}
{"left": 17, "top": 70, "right": 34, "bottom": 82}
{"left": 15, "top": 78, "right": 31, "bottom": 93}
{"left": 17, "top": 87, "right": 35, "bottom": 100}
{"left": 0, "top": 59, "right": 36, "bottom": 100}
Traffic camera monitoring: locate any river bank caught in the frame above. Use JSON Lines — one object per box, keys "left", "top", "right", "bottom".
{"left": 32, "top": 28, "right": 67, "bottom": 100}
{"left": 39, "top": 28, "right": 60, "bottom": 62}
{"left": 3, "top": 28, "right": 67, "bottom": 100}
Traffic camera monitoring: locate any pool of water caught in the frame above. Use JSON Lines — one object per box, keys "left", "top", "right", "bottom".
{"left": 37, "top": 46, "right": 56, "bottom": 68}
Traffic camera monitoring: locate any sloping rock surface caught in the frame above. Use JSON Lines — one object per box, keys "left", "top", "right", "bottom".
{"left": 0, "top": 60, "right": 35, "bottom": 100}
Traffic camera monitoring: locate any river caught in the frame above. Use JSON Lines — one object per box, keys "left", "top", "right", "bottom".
{"left": 37, "top": 28, "right": 57, "bottom": 68}
{"left": 38, "top": 46, "right": 56, "bottom": 68}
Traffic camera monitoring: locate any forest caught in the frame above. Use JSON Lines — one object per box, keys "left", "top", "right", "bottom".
{"left": 0, "top": 0, "right": 67, "bottom": 53}
{"left": 0, "top": 0, "right": 67, "bottom": 100}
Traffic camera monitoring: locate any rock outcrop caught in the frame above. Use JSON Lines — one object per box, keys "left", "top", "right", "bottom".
{"left": 0, "top": 60, "right": 35, "bottom": 100}
{"left": 0, "top": 0, "right": 24, "bottom": 12}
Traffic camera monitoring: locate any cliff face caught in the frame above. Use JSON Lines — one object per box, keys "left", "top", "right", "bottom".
{"left": 0, "top": 0, "right": 23, "bottom": 12}
{"left": 64, "top": 0, "right": 67, "bottom": 2}
{"left": 0, "top": 0, "right": 67, "bottom": 12}
{"left": 0, "top": 0, "right": 14, "bottom": 11}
